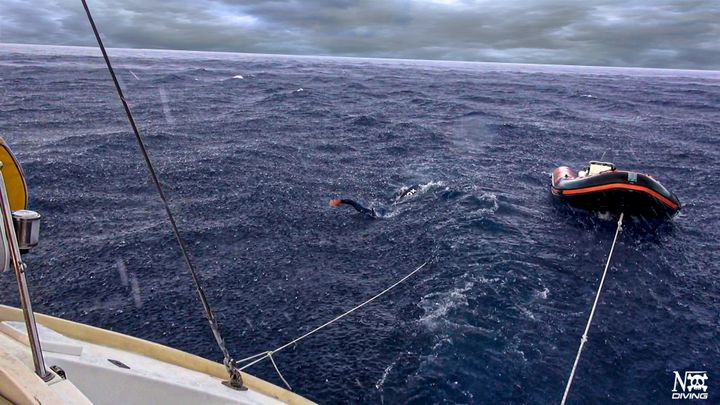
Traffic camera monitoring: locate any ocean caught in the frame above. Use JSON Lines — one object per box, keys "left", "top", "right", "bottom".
{"left": 1, "top": 43, "right": 718, "bottom": 404}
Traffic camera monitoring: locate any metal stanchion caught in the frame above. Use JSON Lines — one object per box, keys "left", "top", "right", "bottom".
{"left": 0, "top": 163, "right": 51, "bottom": 381}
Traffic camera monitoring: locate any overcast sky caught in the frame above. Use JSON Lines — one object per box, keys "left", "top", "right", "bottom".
{"left": 1, "top": 0, "right": 719, "bottom": 69}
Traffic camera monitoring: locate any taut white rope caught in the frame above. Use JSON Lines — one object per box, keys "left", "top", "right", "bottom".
{"left": 236, "top": 259, "right": 432, "bottom": 389}
{"left": 561, "top": 213, "right": 624, "bottom": 405}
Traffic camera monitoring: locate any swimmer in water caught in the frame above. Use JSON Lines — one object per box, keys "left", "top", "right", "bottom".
{"left": 329, "top": 198, "right": 380, "bottom": 218}
{"left": 329, "top": 185, "right": 422, "bottom": 218}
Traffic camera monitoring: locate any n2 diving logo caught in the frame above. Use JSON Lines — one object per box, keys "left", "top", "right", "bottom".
{"left": 672, "top": 371, "right": 708, "bottom": 400}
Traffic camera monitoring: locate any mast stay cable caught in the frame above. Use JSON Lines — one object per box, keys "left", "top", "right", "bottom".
{"left": 561, "top": 212, "right": 624, "bottom": 404}
{"left": 79, "top": 0, "right": 246, "bottom": 390}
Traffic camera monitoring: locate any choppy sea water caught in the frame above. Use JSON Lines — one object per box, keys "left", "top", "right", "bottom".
{"left": 1, "top": 44, "right": 718, "bottom": 404}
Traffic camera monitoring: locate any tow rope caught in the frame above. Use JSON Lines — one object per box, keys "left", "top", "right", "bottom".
{"left": 561, "top": 212, "right": 624, "bottom": 404}
{"left": 236, "top": 259, "right": 432, "bottom": 390}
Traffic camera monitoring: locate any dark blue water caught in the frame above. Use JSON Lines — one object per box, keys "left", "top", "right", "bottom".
{"left": 1, "top": 44, "right": 718, "bottom": 404}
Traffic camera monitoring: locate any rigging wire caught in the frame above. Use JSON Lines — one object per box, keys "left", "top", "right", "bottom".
{"left": 79, "top": 0, "right": 245, "bottom": 389}
{"left": 561, "top": 212, "right": 624, "bottom": 404}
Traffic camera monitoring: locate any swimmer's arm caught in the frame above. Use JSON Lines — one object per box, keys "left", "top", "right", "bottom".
{"left": 329, "top": 198, "right": 375, "bottom": 215}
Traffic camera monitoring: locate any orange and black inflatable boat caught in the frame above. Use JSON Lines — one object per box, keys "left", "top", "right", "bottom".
{"left": 551, "top": 161, "right": 681, "bottom": 218}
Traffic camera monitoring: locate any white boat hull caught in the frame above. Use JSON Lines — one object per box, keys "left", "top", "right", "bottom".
{"left": 0, "top": 305, "right": 313, "bottom": 405}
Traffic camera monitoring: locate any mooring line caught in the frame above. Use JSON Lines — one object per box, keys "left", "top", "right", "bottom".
{"left": 561, "top": 212, "right": 624, "bottom": 405}
{"left": 236, "top": 259, "right": 432, "bottom": 389}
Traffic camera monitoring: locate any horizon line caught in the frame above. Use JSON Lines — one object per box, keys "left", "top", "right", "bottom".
{"left": 2, "top": 41, "right": 719, "bottom": 75}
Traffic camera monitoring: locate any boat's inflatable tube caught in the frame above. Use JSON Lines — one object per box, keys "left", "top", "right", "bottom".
{"left": 551, "top": 161, "right": 680, "bottom": 218}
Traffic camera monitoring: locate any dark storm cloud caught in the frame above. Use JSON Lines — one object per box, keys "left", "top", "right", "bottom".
{"left": 1, "top": 0, "right": 718, "bottom": 69}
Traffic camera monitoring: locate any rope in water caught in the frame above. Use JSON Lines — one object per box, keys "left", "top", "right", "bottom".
{"left": 236, "top": 259, "right": 432, "bottom": 389}
{"left": 80, "top": 0, "right": 245, "bottom": 388}
{"left": 561, "top": 212, "right": 624, "bottom": 404}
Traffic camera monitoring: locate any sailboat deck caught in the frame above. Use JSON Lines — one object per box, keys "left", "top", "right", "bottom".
{"left": 0, "top": 305, "right": 313, "bottom": 405}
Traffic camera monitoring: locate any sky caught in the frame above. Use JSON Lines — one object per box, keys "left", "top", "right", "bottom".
{"left": 1, "top": 0, "right": 719, "bottom": 70}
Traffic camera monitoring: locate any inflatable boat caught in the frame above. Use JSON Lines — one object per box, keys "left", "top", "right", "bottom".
{"left": 551, "top": 161, "right": 681, "bottom": 218}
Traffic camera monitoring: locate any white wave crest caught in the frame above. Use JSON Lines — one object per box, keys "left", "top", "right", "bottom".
{"left": 535, "top": 287, "right": 549, "bottom": 300}
{"left": 468, "top": 191, "right": 499, "bottom": 215}
{"left": 418, "top": 281, "right": 474, "bottom": 329}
